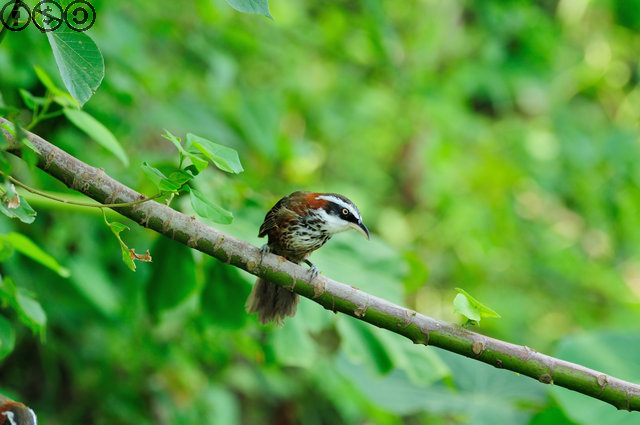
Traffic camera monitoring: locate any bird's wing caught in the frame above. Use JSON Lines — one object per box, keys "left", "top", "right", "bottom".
{"left": 259, "top": 197, "right": 293, "bottom": 238}
{"left": 259, "top": 191, "right": 312, "bottom": 238}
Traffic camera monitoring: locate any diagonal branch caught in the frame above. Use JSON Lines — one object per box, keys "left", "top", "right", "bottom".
{"left": 1, "top": 117, "right": 639, "bottom": 412}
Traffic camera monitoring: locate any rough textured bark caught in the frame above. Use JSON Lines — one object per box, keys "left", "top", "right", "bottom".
{"left": 2, "top": 117, "right": 640, "bottom": 412}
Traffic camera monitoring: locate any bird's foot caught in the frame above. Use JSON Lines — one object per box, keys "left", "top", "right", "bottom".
{"left": 259, "top": 244, "right": 270, "bottom": 265}
{"left": 304, "top": 259, "right": 319, "bottom": 281}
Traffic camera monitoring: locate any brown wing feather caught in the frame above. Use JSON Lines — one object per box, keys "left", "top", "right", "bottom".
{"left": 258, "top": 191, "right": 311, "bottom": 238}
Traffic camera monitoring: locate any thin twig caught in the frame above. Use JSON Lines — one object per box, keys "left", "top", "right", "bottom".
{"left": 2, "top": 173, "right": 162, "bottom": 208}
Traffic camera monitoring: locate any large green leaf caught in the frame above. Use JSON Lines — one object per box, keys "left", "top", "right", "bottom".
{"left": 0, "top": 277, "right": 47, "bottom": 337}
{"left": 46, "top": 29, "right": 104, "bottom": 106}
{"left": 68, "top": 259, "right": 121, "bottom": 318}
{"left": 337, "top": 348, "right": 544, "bottom": 422}
{"left": 189, "top": 187, "right": 233, "bottom": 224}
{"left": 550, "top": 332, "right": 640, "bottom": 425}
{"left": 63, "top": 108, "right": 129, "bottom": 166}
{"left": 269, "top": 314, "right": 317, "bottom": 368}
{"left": 3, "top": 232, "right": 69, "bottom": 277}
{"left": 336, "top": 317, "right": 393, "bottom": 374}
{"left": 0, "top": 314, "right": 15, "bottom": 359}
{"left": 145, "top": 237, "right": 197, "bottom": 318}
{"left": 223, "top": 0, "right": 272, "bottom": 19}
{"left": 186, "top": 133, "right": 243, "bottom": 174}
{"left": 201, "top": 262, "right": 251, "bottom": 329}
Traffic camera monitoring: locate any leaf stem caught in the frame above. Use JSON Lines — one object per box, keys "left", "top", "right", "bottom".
{"left": 2, "top": 173, "right": 162, "bottom": 208}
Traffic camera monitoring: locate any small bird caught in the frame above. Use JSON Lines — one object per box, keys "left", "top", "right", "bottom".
{"left": 246, "top": 191, "right": 370, "bottom": 325}
{"left": 0, "top": 394, "right": 37, "bottom": 425}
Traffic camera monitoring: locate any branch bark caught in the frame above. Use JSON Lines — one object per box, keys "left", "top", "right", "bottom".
{"left": 2, "top": 117, "right": 640, "bottom": 412}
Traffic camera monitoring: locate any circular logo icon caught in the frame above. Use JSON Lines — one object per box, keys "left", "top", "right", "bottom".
{"left": 64, "top": 0, "right": 95, "bottom": 32}
{"left": 32, "top": 0, "right": 63, "bottom": 32}
{"left": 0, "top": 0, "right": 31, "bottom": 32}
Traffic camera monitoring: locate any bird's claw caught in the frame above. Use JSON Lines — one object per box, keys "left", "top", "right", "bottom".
{"left": 309, "top": 264, "right": 319, "bottom": 281}
{"left": 259, "top": 244, "right": 270, "bottom": 264}
{"left": 304, "top": 259, "right": 319, "bottom": 282}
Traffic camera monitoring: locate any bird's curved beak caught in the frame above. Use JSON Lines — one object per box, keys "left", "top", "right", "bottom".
{"left": 349, "top": 220, "right": 370, "bottom": 240}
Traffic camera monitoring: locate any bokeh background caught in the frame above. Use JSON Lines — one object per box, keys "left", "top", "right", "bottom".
{"left": 1, "top": 0, "right": 640, "bottom": 424}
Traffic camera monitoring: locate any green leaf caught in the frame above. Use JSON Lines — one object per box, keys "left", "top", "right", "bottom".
{"left": 0, "top": 277, "right": 47, "bottom": 338}
{"left": 0, "top": 238, "right": 14, "bottom": 262}
{"left": 162, "top": 130, "right": 187, "bottom": 156}
{"left": 186, "top": 133, "right": 243, "bottom": 174}
{"left": 141, "top": 163, "right": 192, "bottom": 192}
{"left": 16, "top": 292, "right": 47, "bottom": 330}
{"left": 104, "top": 219, "right": 151, "bottom": 272}
{"left": 18, "top": 89, "right": 45, "bottom": 110}
{"left": 337, "top": 317, "right": 393, "bottom": 374}
{"left": 68, "top": 259, "right": 121, "bottom": 317}
{"left": 13, "top": 122, "right": 40, "bottom": 155}
{"left": 145, "top": 237, "right": 197, "bottom": 318}
{"left": 189, "top": 188, "right": 233, "bottom": 224}
{"left": 3, "top": 232, "right": 70, "bottom": 277}
{"left": 453, "top": 288, "right": 501, "bottom": 324}
{"left": 164, "top": 170, "right": 193, "bottom": 191}
{"left": 46, "top": 29, "right": 104, "bottom": 106}
{"left": 0, "top": 185, "right": 37, "bottom": 224}
{"left": 63, "top": 108, "right": 129, "bottom": 166}
{"left": 0, "top": 314, "right": 15, "bottom": 359}
{"left": 453, "top": 294, "right": 481, "bottom": 322}
{"left": 551, "top": 332, "right": 640, "bottom": 425}
{"left": 105, "top": 219, "right": 133, "bottom": 270}
{"left": 201, "top": 262, "right": 251, "bottom": 329}
{"left": 162, "top": 131, "right": 209, "bottom": 174}
{"left": 0, "top": 153, "right": 12, "bottom": 174}
{"left": 269, "top": 314, "right": 317, "bottom": 368}
{"left": 34, "top": 66, "right": 65, "bottom": 95}
{"left": 188, "top": 155, "right": 209, "bottom": 174}
{"left": 141, "top": 162, "right": 176, "bottom": 191}
{"left": 224, "top": 0, "right": 273, "bottom": 18}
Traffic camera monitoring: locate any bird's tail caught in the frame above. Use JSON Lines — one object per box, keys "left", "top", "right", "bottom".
{"left": 245, "top": 278, "right": 299, "bottom": 325}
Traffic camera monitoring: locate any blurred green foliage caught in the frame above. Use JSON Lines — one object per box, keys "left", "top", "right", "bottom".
{"left": 1, "top": 0, "right": 640, "bottom": 424}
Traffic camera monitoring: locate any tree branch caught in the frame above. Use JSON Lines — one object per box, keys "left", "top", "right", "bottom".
{"left": 1, "top": 117, "right": 639, "bottom": 412}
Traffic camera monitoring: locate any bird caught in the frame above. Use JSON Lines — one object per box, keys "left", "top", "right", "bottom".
{"left": 246, "top": 191, "right": 370, "bottom": 325}
{"left": 0, "top": 394, "right": 37, "bottom": 425}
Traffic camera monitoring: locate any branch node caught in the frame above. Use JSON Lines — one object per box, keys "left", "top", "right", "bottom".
{"left": 161, "top": 214, "right": 175, "bottom": 234}
{"left": 538, "top": 373, "right": 553, "bottom": 384}
{"left": 472, "top": 341, "right": 484, "bottom": 356}
{"left": 313, "top": 277, "right": 326, "bottom": 299}
{"left": 104, "top": 190, "right": 118, "bottom": 205}
{"left": 397, "top": 310, "right": 416, "bottom": 329}
{"left": 495, "top": 359, "right": 503, "bottom": 368}
{"left": 596, "top": 374, "right": 608, "bottom": 388}
{"left": 246, "top": 260, "right": 257, "bottom": 273}
{"left": 354, "top": 295, "right": 370, "bottom": 318}
{"left": 45, "top": 151, "right": 55, "bottom": 170}
{"left": 524, "top": 345, "right": 537, "bottom": 360}
{"left": 138, "top": 209, "right": 150, "bottom": 227}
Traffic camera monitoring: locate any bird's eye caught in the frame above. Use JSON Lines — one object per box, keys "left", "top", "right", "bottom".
{"left": 342, "top": 208, "right": 349, "bottom": 216}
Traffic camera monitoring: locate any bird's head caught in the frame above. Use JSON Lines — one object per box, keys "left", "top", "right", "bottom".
{"left": 309, "top": 193, "right": 370, "bottom": 239}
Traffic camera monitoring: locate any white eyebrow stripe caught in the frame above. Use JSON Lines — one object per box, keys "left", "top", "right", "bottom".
{"left": 316, "top": 195, "right": 361, "bottom": 220}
